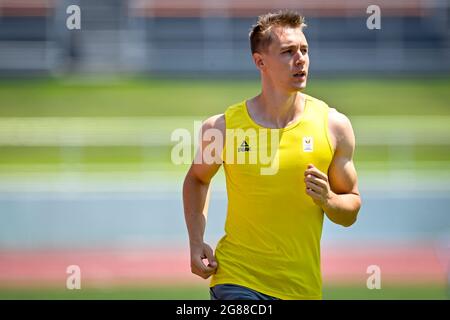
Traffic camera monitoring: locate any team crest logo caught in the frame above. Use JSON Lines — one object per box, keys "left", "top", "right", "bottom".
{"left": 303, "top": 136, "right": 313, "bottom": 152}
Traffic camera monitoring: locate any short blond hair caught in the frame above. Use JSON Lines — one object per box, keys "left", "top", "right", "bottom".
{"left": 249, "top": 10, "right": 307, "bottom": 54}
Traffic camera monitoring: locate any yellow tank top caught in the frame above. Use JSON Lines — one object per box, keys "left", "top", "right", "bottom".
{"left": 210, "top": 94, "right": 334, "bottom": 300}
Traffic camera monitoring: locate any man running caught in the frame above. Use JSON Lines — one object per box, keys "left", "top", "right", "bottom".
{"left": 183, "top": 10, "right": 361, "bottom": 300}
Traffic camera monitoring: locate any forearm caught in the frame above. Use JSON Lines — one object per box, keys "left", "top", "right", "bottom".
{"left": 322, "top": 192, "right": 361, "bottom": 227}
{"left": 183, "top": 174, "right": 211, "bottom": 245}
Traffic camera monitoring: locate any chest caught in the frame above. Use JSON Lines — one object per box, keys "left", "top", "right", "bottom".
{"left": 224, "top": 125, "right": 333, "bottom": 178}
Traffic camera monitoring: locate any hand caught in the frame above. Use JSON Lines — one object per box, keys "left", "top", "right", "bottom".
{"left": 190, "top": 242, "right": 218, "bottom": 279}
{"left": 304, "top": 164, "right": 334, "bottom": 207}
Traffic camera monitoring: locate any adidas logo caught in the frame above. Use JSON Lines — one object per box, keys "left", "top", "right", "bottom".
{"left": 238, "top": 140, "right": 250, "bottom": 152}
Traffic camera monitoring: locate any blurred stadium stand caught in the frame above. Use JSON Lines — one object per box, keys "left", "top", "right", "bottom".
{"left": 0, "top": 0, "right": 448, "bottom": 76}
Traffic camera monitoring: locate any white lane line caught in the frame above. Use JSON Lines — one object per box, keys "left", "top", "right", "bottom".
{"left": 0, "top": 116, "right": 449, "bottom": 146}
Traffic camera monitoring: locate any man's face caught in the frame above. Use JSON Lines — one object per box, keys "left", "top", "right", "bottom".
{"left": 255, "top": 26, "right": 309, "bottom": 92}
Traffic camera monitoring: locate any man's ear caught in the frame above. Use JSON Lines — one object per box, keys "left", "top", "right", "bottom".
{"left": 253, "top": 52, "right": 265, "bottom": 70}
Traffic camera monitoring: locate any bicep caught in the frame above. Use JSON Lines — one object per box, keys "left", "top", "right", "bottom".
{"left": 328, "top": 114, "right": 359, "bottom": 195}
{"left": 189, "top": 161, "right": 222, "bottom": 185}
{"left": 328, "top": 154, "right": 358, "bottom": 195}
{"left": 188, "top": 114, "right": 225, "bottom": 184}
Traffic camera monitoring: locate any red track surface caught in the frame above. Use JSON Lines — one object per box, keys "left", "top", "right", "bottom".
{"left": 0, "top": 244, "right": 447, "bottom": 288}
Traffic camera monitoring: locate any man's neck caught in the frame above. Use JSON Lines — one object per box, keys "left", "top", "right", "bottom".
{"left": 248, "top": 89, "right": 305, "bottom": 129}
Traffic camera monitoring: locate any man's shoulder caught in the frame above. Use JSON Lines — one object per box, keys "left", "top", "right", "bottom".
{"left": 202, "top": 113, "right": 225, "bottom": 133}
{"left": 328, "top": 108, "right": 352, "bottom": 130}
{"left": 328, "top": 108, "right": 355, "bottom": 148}
{"left": 224, "top": 100, "right": 246, "bottom": 117}
{"left": 202, "top": 99, "right": 248, "bottom": 133}
{"left": 303, "top": 93, "right": 329, "bottom": 109}
{"left": 303, "top": 93, "right": 352, "bottom": 127}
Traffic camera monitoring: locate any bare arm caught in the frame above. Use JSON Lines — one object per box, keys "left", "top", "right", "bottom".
{"left": 182, "top": 114, "right": 225, "bottom": 279}
{"left": 304, "top": 109, "right": 361, "bottom": 227}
